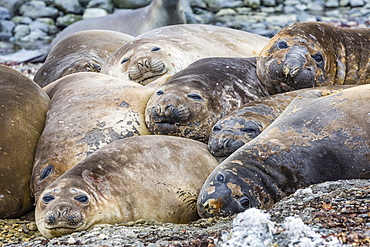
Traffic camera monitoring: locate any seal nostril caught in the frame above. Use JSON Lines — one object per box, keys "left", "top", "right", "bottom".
{"left": 155, "top": 105, "right": 162, "bottom": 115}
{"left": 164, "top": 104, "right": 173, "bottom": 116}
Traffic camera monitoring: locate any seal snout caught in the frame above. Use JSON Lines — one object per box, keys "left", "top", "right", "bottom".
{"left": 44, "top": 202, "right": 84, "bottom": 228}
{"left": 150, "top": 102, "right": 190, "bottom": 124}
{"left": 200, "top": 198, "right": 224, "bottom": 217}
{"left": 128, "top": 57, "right": 166, "bottom": 84}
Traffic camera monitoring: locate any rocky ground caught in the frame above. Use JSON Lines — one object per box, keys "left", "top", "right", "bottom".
{"left": 0, "top": 179, "right": 368, "bottom": 246}
{"left": 1, "top": 0, "right": 370, "bottom": 246}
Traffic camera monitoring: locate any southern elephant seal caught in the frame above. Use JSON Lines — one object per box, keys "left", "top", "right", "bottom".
{"left": 145, "top": 57, "right": 270, "bottom": 143}
{"left": 35, "top": 135, "right": 219, "bottom": 238}
{"left": 34, "top": 30, "right": 134, "bottom": 87}
{"left": 29, "top": 0, "right": 187, "bottom": 63}
{"left": 101, "top": 24, "right": 270, "bottom": 85}
{"left": 0, "top": 65, "right": 49, "bottom": 218}
{"left": 257, "top": 22, "right": 370, "bottom": 94}
{"left": 31, "top": 72, "right": 155, "bottom": 201}
{"left": 198, "top": 85, "right": 370, "bottom": 218}
{"left": 208, "top": 85, "right": 354, "bottom": 158}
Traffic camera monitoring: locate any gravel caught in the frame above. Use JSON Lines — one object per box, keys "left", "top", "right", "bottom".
{"left": 1, "top": 179, "right": 368, "bottom": 246}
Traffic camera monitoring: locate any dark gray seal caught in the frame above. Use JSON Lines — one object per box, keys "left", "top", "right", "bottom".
{"left": 145, "top": 57, "right": 270, "bottom": 143}
{"left": 208, "top": 85, "right": 353, "bottom": 158}
{"left": 35, "top": 135, "right": 219, "bottom": 238}
{"left": 257, "top": 22, "right": 370, "bottom": 94}
{"left": 0, "top": 65, "right": 49, "bottom": 218}
{"left": 198, "top": 85, "right": 370, "bottom": 218}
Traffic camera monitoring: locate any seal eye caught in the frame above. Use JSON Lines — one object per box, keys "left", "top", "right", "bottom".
{"left": 151, "top": 47, "right": 161, "bottom": 52}
{"left": 156, "top": 90, "right": 164, "bottom": 96}
{"left": 75, "top": 195, "right": 89, "bottom": 203}
{"left": 121, "top": 58, "right": 130, "bottom": 64}
{"left": 188, "top": 93, "right": 204, "bottom": 101}
{"left": 216, "top": 173, "right": 225, "bottom": 183}
{"left": 40, "top": 165, "right": 53, "bottom": 181}
{"left": 239, "top": 197, "right": 250, "bottom": 208}
{"left": 42, "top": 194, "right": 55, "bottom": 203}
{"left": 312, "top": 53, "right": 323, "bottom": 65}
{"left": 277, "top": 41, "right": 289, "bottom": 50}
{"left": 212, "top": 125, "right": 222, "bottom": 132}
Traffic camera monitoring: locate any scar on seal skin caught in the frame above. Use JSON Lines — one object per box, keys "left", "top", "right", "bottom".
{"left": 198, "top": 85, "right": 370, "bottom": 218}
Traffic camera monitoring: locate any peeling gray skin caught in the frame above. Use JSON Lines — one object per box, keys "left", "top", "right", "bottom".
{"left": 257, "top": 22, "right": 370, "bottom": 94}
{"left": 145, "top": 57, "right": 270, "bottom": 143}
{"left": 207, "top": 85, "right": 353, "bottom": 158}
{"left": 35, "top": 136, "right": 219, "bottom": 238}
{"left": 198, "top": 86, "right": 370, "bottom": 218}
{"left": 31, "top": 72, "right": 154, "bottom": 201}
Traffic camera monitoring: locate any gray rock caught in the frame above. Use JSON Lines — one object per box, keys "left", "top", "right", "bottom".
{"left": 204, "top": 0, "right": 244, "bottom": 12}
{"left": 260, "top": 6, "right": 277, "bottom": 12}
{"left": 244, "top": 0, "right": 261, "bottom": 9}
{"left": 261, "top": 0, "right": 276, "bottom": 6}
{"left": 0, "top": 20, "right": 15, "bottom": 39}
{"left": 339, "top": 0, "right": 350, "bottom": 6}
{"left": 19, "top": 16, "right": 33, "bottom": 25}
{"left": 82, "top": 8, "right": 108, "bottom": 18}
{"left": 307, "top": 0, "right": 325, "bottom": 12}
{"left": 54, "top": 0, "right": 83, "bottom": 14}
{"left": 0, "top": 0, "right": 23, "bottom": 16}
{"left": 19, "top": 28, "right": 49, "bottom": 42}
{"left": 36, "top": 17, "right": 59, "bottom": 34}
{"left": 111, "top": 0, "right": 151, "bottom": 9}
{"left": 56, "top": 14, "right": 83, "bottom": 27}
{"left": 0, "top": 6, "right": 11, "bottom": 20}
{"left": 13, "top": 24, "right": 30, "bottom": 40}
{"left": 283, "top": 5, "right": 300, "bottom": 14}
{"left": 220, "top": 208, "right": 342, "bottom": 247}
{"left": 19, "top": 1, "right": 59, "bottom": 19}
{"left": 215, "top": 8, "right": 237, "bottom": 17}
{"left": 86, "top": 0, "right": 114, "bottom": 13}
{"left": 235, "top": 7, "right": 253, "bottom": 14}
{"left": 188, "top": 7, "right": 215, "bottom": 24}
{"left": 297, "top": 11, "right": 317, "bottom": 22}
{"left": 325, "top": 0, "right": 339, "bottom": 7}
{"left": 29, "top": 20, "right": 49, "bottom": 33}
{"left": 350, "top": 0, "right": 365, "bottom": 6}
{"left": 190, "top": 0, "right": 207, "bottom": 8}
{"left": 347, "top": 7, "right": 363, "bottom": 17}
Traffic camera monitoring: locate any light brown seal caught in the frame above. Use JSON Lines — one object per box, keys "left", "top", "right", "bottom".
{"left": 34, "top": 30, "right": 134, "bottom": 87}
{"left": 257, "top": 22, "right": 370, "bottom": 94}
{"left": 35, "top": 135, "right": 219, "bottom": 238}
{"left": 31, "top": 72, "right": 155, "bottom": 201}
{"left": 29, "top": 0, "right": 187, "bottom": 63}
{"left": 198, "top": 85, "right": 370, "bottom": 218}
{"left": 145, "top": 57, "right": 270, "bottom": 143}
{"left": 101, "top": 24, "right": 270, "bottom": 85}
{"left": 208, "top": 85, "right": 354, "bottom": 158}
{"left": 0, "top": 65, "right": 49, "bottom": 218}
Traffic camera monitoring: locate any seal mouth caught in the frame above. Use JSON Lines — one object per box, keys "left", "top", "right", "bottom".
{"left": 44, "top": 220, "right": 84, "bottom": 230}
{"left": 137, "top": 72, "right": 166, "bottom": 85}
